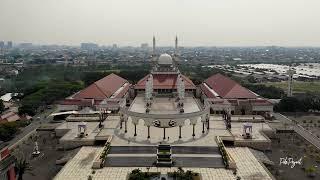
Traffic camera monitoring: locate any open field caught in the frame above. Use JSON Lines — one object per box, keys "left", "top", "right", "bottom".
{"left": 263, "top": 81, "right": 320, "bottom": 94}
{"left": 266, "top": 132, "right": 320, "bottom": 180}
{"left": 288, "top": 114, "right": 320, "bottom": 138}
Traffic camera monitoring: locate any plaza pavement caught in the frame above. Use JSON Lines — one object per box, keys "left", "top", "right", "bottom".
{"left": 54, "top": 146, "right": 273, "bottom": 180}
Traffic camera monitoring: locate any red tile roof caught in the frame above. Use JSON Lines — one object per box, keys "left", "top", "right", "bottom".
{"left": 135, "top": 74, "right": 196, "bottom": 90}
{"left": 115, "top": 83, "right": 130, "bottom": 98}
{"left": 59, "top": 99, "right": 102, "bottom": 106}
{"left": 73, "top": 73, "right": 129, "bottom": 100}
{"left": 204, "top": 74, "right": 257, "bottom": 99}
{"left": 0, "top": 112, "right": 21, "bottom": 122}
{"left": 200, "top": 83, "right": 216, "bottom": 98}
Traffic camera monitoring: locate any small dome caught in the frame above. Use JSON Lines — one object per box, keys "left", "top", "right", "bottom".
{"left": 158, "top": 53, "right": 173, "bottom": 65}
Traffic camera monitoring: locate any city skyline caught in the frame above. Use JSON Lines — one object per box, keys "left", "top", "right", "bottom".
{"left": 1, "top": 0, "right": 320, "bottom": 46}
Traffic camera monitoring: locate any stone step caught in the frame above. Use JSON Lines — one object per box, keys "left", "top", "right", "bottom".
{"left": 109, "top": 146, "right": 221, "bottom": 155}
{"left": 172, "top": 146, "right": 220, "bottom": 154}
{"left": 109, "top": 146, "right": 157, "bottom": 154}
{"left": 105, "top": 156, "right": 224, "bottom": 168}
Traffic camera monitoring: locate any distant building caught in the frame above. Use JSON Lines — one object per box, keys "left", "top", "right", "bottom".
{"left": 19, "top": 43, "right": 33, "bottom": 48}
{"left": 140, "top": 43, "right": 148, "bottom": 49}
{"left": 7, "top": 41, "right": 12, "bottom": 49}
{"left": 81, "top": 43, "right": 99, "bottom": 50}
{"left": 112, "top": 44, "right": 118, "bottom": 49}
{"left": 0, "top": 93, "right": 13, "bottom": 102}
{"left": 0, "top": 111, "right": 21, "bottom": 124}
{"left": 0, "top": 41, "right": 4, "bottom": 49}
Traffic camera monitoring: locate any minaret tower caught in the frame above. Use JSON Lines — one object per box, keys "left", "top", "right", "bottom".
{"left": 152, "top": 36, "right": 156, "bottom": 57}
{"left": 175, "top": 35, "right": 178, "bottom": 56}
{"left": 287, "top": 65, "right": 295, "bottom": 97}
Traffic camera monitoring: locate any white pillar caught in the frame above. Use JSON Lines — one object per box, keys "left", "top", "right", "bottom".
{"left": 177, "top": 74, "right": 185, "bottom": 101}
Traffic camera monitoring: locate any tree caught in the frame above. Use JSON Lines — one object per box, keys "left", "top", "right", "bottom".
{"left": 243, "top": 84, "right": 284, "bottom": 99}
{"left": 0, "top": 122, "right": 19, "bottom": 141}
{"left": 0, "top": 99, "right": 4, "bottom": 113}
{"left": 16, "top": 158, "right": 33, "bottom": 180}
{"left": 128, "top": 169, "right": 147, "bottom": 180}
{"left": 274, "top": 97, "right": 307, "bottom": 112}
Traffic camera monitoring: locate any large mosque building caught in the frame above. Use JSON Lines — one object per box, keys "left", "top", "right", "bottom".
{"left": 53, "top": 37, "right": 275, "bottom": 180}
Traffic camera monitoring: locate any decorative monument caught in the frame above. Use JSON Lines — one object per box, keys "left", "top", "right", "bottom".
{"left": 32, "top": 141, "right": 41, "bottom": 156}
{"left": 77, "top": 121, "right": 87, "bottom": 138}
{"left": 242, "top": 122, "right": 253, "bottom": 139}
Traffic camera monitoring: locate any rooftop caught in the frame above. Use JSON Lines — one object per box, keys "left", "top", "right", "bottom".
{"left": 135, "top": 74, "right": 196, "bottom": 90}
{"left": 203, "top": 73, "right": 258, "bottom": 99}
{"left": 72, "top": 73, "right": 129, "bottom": 100}
{"left": 158, "top": 53, "right": 173, "bottom": 65}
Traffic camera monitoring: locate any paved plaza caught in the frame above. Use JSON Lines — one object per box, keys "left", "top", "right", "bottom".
{"left": 53, "top": 113, "right": 275, "bottom": 179}
{"left": 56, "top": 122, "right": 100, "bottom": 141}
{"left": 129, "top": 97, "right": 200, "bottom": 114}
{"left": 54, "top": 146, "right": 273, "bottom": 180}
{"left": 226, "top": 147, "right": 273, "bottom": 180}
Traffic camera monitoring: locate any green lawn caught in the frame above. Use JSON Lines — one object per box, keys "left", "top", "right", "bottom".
{"left": 263, "top": 81, "right": 320, "bottom": 94}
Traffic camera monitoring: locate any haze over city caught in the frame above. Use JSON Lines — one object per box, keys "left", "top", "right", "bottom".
{"left": 0, "top": 0, "right": 320, "bottom": 46}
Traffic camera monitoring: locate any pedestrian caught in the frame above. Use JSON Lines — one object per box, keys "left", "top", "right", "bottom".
{"left": 168, "top": 137, "right": 170, "bottom": 141}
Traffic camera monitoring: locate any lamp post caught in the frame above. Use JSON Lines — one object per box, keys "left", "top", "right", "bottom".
{"left": 192, "top": 124, "right": 195, "bottom": 137}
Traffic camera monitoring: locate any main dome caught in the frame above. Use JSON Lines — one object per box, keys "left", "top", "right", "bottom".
{"left": 158, "top": 53, "right": 173, "bottom": 65}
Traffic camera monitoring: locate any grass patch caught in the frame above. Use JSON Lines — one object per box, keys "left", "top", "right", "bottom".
{"left": 263, "top": 81, "right": 320, "bottom": 94}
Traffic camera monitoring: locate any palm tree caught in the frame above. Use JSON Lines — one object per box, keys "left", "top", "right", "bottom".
{"left": 16, "top": 158, "right": 33, "bottom": 180}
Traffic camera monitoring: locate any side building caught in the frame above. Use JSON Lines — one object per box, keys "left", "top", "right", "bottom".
{"left": 58, "top": 73, "right": 131, "bottom": 113}
{"left": 200, "top": 73, "right": 273, "bottom": 117}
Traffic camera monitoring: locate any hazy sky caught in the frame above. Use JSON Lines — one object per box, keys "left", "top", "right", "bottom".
{"left": 0, "top": 0, "right": 319, "bottom": 46}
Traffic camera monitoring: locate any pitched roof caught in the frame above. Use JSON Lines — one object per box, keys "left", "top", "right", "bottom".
{"left": 0, "top": 93, "right": 12, "bottom": 102}
{"left": 73, "top": 73, "right": 128, "bottom": 100}
{"left": 204, "top": 74, "right": 257, "bottom": 99}
{"left": 135, "top": 74, "right": 196, "bottom": 90}
{"left": 200, "top": 83, "right": 216, "bottom": 98}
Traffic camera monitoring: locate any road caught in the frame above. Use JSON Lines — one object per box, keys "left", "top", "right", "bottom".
{"left": 274, "top": 113, "right": 320, "bottom": 149}
{"left": 8, "top": 107, "right": 57, "bottom": 149}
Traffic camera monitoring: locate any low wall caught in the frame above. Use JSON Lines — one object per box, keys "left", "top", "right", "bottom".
{"left": 234, "top": 141, "right": 271, "bottom": 151}
{"left": 9, "top": 129, "right": 37, "bottom": 150}
{"left": 59, "top": 139, "right": 95, "bottom": 150}
{"left": 216, "top": 136, "right": 237, "bottom": 170}
{"left": 234, "top": 131, "right": 271, "bottom": 151}
{"left": 55, "top": 129, "right": 70, "bottom": 137}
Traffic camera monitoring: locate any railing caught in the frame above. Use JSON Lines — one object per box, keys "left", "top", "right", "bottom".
{"left": 216, "top": 136, "right": 236, "bottom": 170}
{"left": 92, "top": 136, "right": 113, "bottom": 169}
{"left": 278, "top": 113, "right": 320, "bottom": 149}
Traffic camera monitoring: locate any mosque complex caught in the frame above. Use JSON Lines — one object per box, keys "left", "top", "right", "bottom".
{"left": 53, "top": 37, "right": 275, "bottom": 180}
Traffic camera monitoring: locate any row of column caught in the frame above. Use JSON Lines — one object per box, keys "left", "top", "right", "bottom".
{"left": 119, "top": 119, "right": 210, "bottom": 139}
